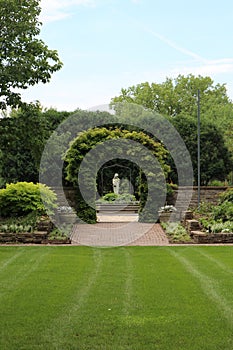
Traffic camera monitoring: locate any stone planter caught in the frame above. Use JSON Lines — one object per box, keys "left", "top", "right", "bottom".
{"left": 158, "top": 212, "right": 171, "bottom": 223}
{"left": 58, "top": 213, "right": 77, "bottom": 224}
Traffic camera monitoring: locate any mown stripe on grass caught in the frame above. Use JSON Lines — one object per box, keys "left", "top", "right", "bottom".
{"left": 191, "top": 247, "right": 233, "bottom": 276}
{"left": 41, "top": 248, "right": 103, "bottom": 347}
{"left": 0, "top": 248, "right": 50, "bottom": 299}
{"left": 168, "top": 249, "right": 233, "bottom": 326}
{"left": 122, "top": 248, "right": 133, "bottom": 317}
{"left": 0, "top": 247, "right": 26, "bottom": 272}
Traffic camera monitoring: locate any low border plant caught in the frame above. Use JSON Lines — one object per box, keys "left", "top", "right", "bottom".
{"left": 96, "top": 193, "right": 137, "bottom": 204}
{"left": 161, "top": 222, "right": 192, "bottom": 243}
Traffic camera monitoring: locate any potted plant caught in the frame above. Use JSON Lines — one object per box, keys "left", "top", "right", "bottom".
{"left": 158, "top": 205, "right": 177, "bottom": 222}
{"left": 57, "top": 206, "right": 77, "bottom": 224}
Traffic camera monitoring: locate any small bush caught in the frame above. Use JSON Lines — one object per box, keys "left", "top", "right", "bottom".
{"left": 101, "top": 192, "right": 118, "bottom": 202}
{"left": 208, "top": 180, "right": 226, "bottom": 186}
{"left": 0, "top": 182, "right": 57, "bottom": 218}
{"left": 200, "top": 219, "right": 233, "bottom": 233}
{"left": 48, "top": 224, "right": 72, "bottom": 240}
{"left": 115, "top": 193, "right": 136, "bottom": 203}
{"left": 97, "top": 193, "right": 137, "bottom": 203}
{"left": 162, "top": 222, "right": 192, "bottom": 242}
{"left": 213, "top": 201, "right": 233, "bottom": 222}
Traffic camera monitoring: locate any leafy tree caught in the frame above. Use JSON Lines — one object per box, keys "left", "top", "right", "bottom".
{"left": 0, "top": 104, "right": 71, "bottom": 185}
{"left": 0, "top": 0, "right": 62, "bottom": 109}
{"left": 169, "top": 115, "right": 232, "bottom": 185}
{"left": 111, "top": 74, "right": 233, "bottom": 184}
{"left": 111, "top": 74, "right": 233, "bottom": 119}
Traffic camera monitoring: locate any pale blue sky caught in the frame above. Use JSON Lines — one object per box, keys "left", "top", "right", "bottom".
{"left": 21, "top": 0, "right": 233, "bottom": 111}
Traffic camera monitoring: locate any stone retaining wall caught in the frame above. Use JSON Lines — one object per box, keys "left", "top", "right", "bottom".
{"left": 52, "top": 186, "right": 233, "bottom": 209}
{"left": 191, "top": 231, "right": 233, "bottom": 244}
{"left": 0, "top": 231, "right": 48, "bottom": 244}
{"left": 173, "top": 186, "right": 232, "bottom": 208}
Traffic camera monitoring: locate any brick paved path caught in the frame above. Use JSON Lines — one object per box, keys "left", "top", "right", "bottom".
{"left": 71, "top": 223, "right": 169, "bottom": 247}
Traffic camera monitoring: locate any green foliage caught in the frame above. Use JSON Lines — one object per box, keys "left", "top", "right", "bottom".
{"left": 100, "top": 192, "right": 118, "bottom": 202}
{"left": 112, "top": 74, "right": 233, "bottom": 119}
{"left": 65, "top": 127, "right": 169, "bottom": 223}
{"left": 219, "top": 188, "right": 233, "bottom": 203}
{"left": 115, "top": 193, "right": 137, "bottom": 203}
{"left": 212, "top": 201, "right": 233, "bottom": 222}
{"left": 0, "top": 182, "right": 57, "bottom": 217}
{"left": 195, "top": 190, "right": 233, "bottom": 232}
{"left": 97, "top": 193, "right": 137, "bottom": 203}
{"left": 194, "top": 201, "right": 214, "bottom": 216}
{"left": 208, "top": 180, "right": 226, "bottom": 186}
{"left": 162, "top": 222, "right": 192, "bottom": 242}
{"left": 72, "top": 187, "right": 96, "bottom": 224}
{"left": 169, "top": 115, "right": 232, "bottom": 185}
{"left": 0, "top": 211, "right": 38, "bottom": 226}
{"left": 0, "top": 0, "right": 62, "bottom": 109}
{"left": 48, "top": 225, "right": 71, "bottom": 240}
{"left": 0, "top": 105, "right": 72, "bottom": 184}
{"left": 0, "top": 223, "right": 33, "bottom": 233}
{"left": 200, "top": 219, "right": 233, "bottom": 233}
{"left": 111, "top": 74, "right": 233, "bottom": 185}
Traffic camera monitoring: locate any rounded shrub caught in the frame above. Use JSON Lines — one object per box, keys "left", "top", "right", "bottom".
{"left": 0, "top": 182, "right": 57, "bottom": 217}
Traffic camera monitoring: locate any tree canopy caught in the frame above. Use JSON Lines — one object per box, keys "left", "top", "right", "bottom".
{"left": 0, "top": 104, "right": 71, "bottom": 185}
{"left": 111, "top": 74, "right": 233, "bottom": 119}
{"left": 111, "top": 74, "right": 233, "bottom": 185}
{"left": 0, "top": 0, "right": 63, "bottom": 109}
{"left": 169, "top": 115, "right": 232, "bottom": 185}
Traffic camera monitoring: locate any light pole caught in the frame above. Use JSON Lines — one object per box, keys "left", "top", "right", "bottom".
{"left": 197, "top": 89, "right": 201, "bottom": 210}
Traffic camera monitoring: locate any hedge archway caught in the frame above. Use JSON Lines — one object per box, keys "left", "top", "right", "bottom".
{"left": 65, "top": 127, "right": 170, "bottom": 223}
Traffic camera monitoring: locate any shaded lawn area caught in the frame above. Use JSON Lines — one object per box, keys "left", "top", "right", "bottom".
{"left": 0, "top": 246, "right": 233, "bottom": 349}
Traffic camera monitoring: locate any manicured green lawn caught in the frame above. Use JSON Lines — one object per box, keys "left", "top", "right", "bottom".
{"left": 0, "top": 246, "right": 233, "bottom": 349}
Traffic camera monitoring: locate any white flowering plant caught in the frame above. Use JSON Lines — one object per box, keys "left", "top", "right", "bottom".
{"left": 159, "top": 205, "right": 177, "bottom": 213}
{"left": 57, "top": 206, "right": 74, "bottom": 213}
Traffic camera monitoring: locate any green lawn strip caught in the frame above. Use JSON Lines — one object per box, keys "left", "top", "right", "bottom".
{"left": 0, "top": 247, "right": 233, "bottom": 349}
{"left": 0, "top": 246, "right": 26, "bottom": 272}
{"left": 39, "top": 247, "right": 131, "bottom": 350}
{"left": 0, "top": 246, "right": 100, "bottom": 350}
{"left": 171, "top": 247, "right": 233, "bottom": 321}
{"left": 119, "top": 247, "right": 233, "bottom": 350}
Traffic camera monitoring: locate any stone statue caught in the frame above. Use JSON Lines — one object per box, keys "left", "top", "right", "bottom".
{"left": 112, "top": 173, "right": 120, "bottom": 194}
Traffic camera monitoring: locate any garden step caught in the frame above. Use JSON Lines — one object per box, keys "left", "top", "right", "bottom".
{"left": 185, "top": 219, "right": 201, "bottom": 232}
{"left": 96, "top": 203, "right": 139, "bottom": 213}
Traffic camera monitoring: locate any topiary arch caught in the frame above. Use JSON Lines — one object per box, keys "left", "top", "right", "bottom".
{"left": 65, "top": 127, "right": 170, "bottom": 223}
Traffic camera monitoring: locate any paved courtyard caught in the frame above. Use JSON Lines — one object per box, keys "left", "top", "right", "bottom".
{"left": 71, "top": 223, "right": 169, "bottom": 247}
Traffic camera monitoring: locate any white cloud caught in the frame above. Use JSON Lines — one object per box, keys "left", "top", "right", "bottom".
{"left": 171, "top": 60, "right": 233, "bottom": 77}
{"left": 139, "top": 23, "right": 233, "bottom": 79}
{"left": 39, "top": 0, "right": 95, "bottom": 23}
